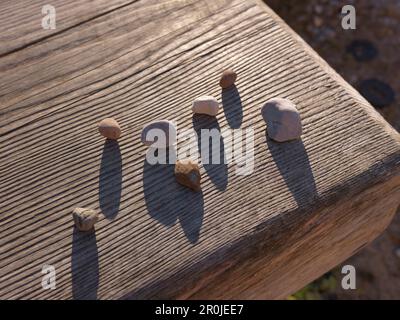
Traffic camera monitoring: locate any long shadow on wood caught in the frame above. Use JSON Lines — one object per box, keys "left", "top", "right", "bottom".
{"left": 99, "top": 140, "right": 122, "bottom": 220}
{"left": 192, "top": 114, "right": 228, "bottom": 191}
{"left": 71, "top": 228, "right": 99, "bottom": 300}
{"left": 222, "top": 85, "right": 243, "bottom": 129}
{"left": 143, "top": 148, "right": 204, "bottom": 244}
{"left": 266, "top": 135, "right": 317, "bottom": 209}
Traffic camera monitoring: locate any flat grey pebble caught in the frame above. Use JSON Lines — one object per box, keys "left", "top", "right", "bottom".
{"left": 261, "top": 98, "right": 302, "bottom": 142}
{"left": 141, "top": 120, "right": 177, "bottom": 148}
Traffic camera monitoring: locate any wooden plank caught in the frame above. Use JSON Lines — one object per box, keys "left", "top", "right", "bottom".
{"left": 0, "top": 0, "right": 400, "bottom": 299}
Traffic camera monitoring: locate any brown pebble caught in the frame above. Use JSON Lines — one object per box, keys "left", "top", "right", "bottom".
{"left": 73, "top": 208, "right": 98, "bottom": 232}
{"left": 98, "top": 118, "right": 121, "bottom": 140}
{"left": 219, "top": 69, "right": 237, "bottom": 89}
{"left": 175, "top": 160, "right": 201, "bottom": 192}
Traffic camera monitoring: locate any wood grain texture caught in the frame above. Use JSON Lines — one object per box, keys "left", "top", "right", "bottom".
{"left": 1, "top": 0, "right": 400, "bottom": 299}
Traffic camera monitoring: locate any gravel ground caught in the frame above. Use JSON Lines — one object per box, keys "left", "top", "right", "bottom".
{"left": 265, "top": 0, "right": 400, "bottom": 299}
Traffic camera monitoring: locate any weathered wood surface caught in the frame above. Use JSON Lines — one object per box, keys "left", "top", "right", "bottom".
{"left": 1, "top": 0, "right": 400, "bottom": 300}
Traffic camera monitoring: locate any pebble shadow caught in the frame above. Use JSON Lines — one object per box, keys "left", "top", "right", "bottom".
{"left": 221, "top": 85, "right": 243, "bottom": 129}
{"left": 143, "top": 148, "right": 204, "bottom": 244}
{"left": 71, "top": 228, "right": 99, "bottom": 300}
{"left": 192, "top": 114, "right": 228, "bottom": 191}
{"left": 266, "top": 133, "right": 317, "bottom": 209}
{"left": 99, "top": 140, "right": 122, "bottom": 220}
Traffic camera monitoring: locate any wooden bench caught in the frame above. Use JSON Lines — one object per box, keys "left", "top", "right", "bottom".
{"left": 1, "top": 0, "right": 400, "bottom": 299}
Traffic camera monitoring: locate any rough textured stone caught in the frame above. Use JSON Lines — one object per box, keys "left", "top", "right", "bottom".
{"left": 261, "top": 98, "right": 302, "bottom": 142}
{"left": 219, "top": 69, "right": 237, "bottom": 89}
{"left": 73, "top": 208, "right": 98, "bottom": 232}
{"left": 192, "top": 96, "right": 220, "bottom": 116}
{"left": 141, "top": 120, "right": 177, "bottom": 148}
{"left": 174, "top": 159, "right": 201, "bottom": 191}
{"left": 98, "top": 118, "right": 121, "bottom": 140}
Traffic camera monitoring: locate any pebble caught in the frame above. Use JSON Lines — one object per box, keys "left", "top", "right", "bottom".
{"left": 98, "top": 118, "right": 121, "bottom": 140}
{"left": 261, "top": 98, "right": 302, "bottom": 142}
{"left": 141, "top": 120, "right": 177, "bottom": 148}
{"left": 192, "top": 95, "right": 220, "bottom": 116}
{"left": 175, "top": 159, "right": 201, "bottom": 192}
{"left": 73, "top": 208, "right": 98, "bottom": 232}
{"left": 219, "top": 69, "right": 237, "bottom": 89}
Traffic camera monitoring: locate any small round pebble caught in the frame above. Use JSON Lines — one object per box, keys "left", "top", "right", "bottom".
{"left": 261, "top": 98, "right": 302, "bottom": 142}
{"left": 175, "top": 159, "right": 201, "bottom": 191}
{"left": 192, "top": 95, "right": 220, "bottom": 116}
{"left": 219, "top": 69, "right": 237, "bottom": 89}
{"left": 141, "top": 120, "right": 177, "bottom": 148}
{"left": 98, "top": 118, "right": 121, "bottom": 140}
{"left": 73, "top": 208, "right": 98, "bottom": 232}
